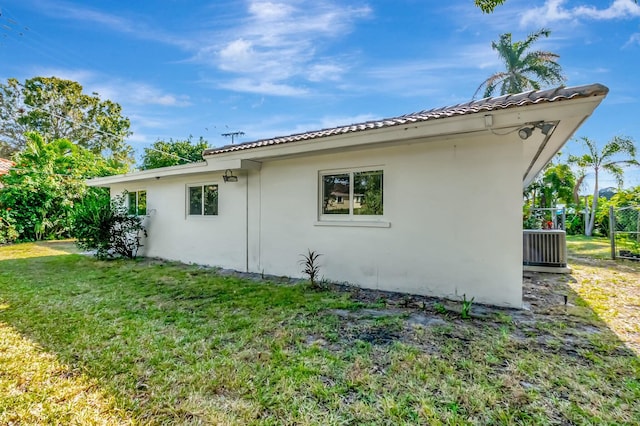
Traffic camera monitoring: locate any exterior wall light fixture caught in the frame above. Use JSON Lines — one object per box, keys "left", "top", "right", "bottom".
{"left": 518, "top": 127, "right": 533, "bottom": 140}
{"left": 222, "top": 169, "right": 238, "bottom": 183}
{"left": 538, "top": 122, "right": 555, "bottom": 135}
{"left": 518, "top": 122, "right": 556, "bottom": 140}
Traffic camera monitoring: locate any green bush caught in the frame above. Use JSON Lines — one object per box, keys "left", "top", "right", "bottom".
{"left": 73, "top": 191, "right": 147, "bottom": 259}
{"left": 565, "top": 213, "right": 584, "bottom": 235}
{"left": 0, "top": 133, "right": 127, "bottom": 241}
{"left": 0, "top": 210, "right": 18, "bottom": 245}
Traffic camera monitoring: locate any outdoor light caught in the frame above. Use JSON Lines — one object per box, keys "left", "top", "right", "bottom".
{"left": 222, "top": 169, "right": 238, "bottom": 183}
{"left": 538, "top": 122, "right": 555, "bottom": 135}
{"left": 518, "top": 121, "right": 556, "bottom": 140}
{"left": 518, "top": 127, "right": 533, "bottom": 140}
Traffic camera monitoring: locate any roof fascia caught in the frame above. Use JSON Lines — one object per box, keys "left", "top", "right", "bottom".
{"left": 87, "top": 159, "right": 261, "bottom": 187}
{"left": 205, "top": 94, "right": 606, "bottom": 164}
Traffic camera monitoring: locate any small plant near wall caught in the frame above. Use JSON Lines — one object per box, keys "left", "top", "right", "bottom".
{"left": 434, "top": 302, "right": 447, "bottom": 315}
{"left": 460, "top": 294, "right": 475, "bottom": 319}
{"left": 300, "top": 249, "right": 322, "bottom": 289}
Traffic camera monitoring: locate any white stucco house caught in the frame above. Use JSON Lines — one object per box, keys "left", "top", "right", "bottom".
{"left": 88, "top": 84, "right": 608, "bottom": 307}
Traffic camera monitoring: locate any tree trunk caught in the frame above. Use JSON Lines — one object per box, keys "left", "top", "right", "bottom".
{"left": 585, "top": 171, "right": 599, "bottom": 236}
{"left": 584, "top": 196, "right": 591, "bottom": 236}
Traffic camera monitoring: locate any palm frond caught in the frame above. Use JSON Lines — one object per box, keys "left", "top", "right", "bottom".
{"left": 473, "top": 72, "right": 509, "bottom": 99}
{"left": 475, "top": 28, "right": 562, "bottom": 98}
{"left": 602, "top": 163, "right": 626, "bottom": 187}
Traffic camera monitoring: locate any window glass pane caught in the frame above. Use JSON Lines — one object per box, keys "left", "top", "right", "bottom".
{"left": 322, "top": 174, "right": 350, "bottom": 214}
{"left": 127, "top": 192, "right": 137, "bottom": 215}
{"left": 353, "top": 170, "right": 383, "bottom": 215}
{"left": 204, "top": 185, "right": 218, "bottom": 215}
{"left": 137, "top": 191, "right": 147, "bottom": 216}
{"left": 189, "top": 186, "right": 202, "bottom": 215}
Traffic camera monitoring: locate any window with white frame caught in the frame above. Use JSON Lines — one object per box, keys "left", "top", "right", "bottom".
{"left": 321, "top": 169, "right": 383, "bottom": 217}
{"left": 127, "top": 190, "right": 147, "bottom": 216}
{"left": 188, "top": 184, "right": 218, "bottom": 216}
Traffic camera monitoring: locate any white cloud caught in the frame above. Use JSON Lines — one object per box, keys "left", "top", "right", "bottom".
{"left": 29, "top": 0, "right": 372, "bottom": 97}
{"left": 101, "top": 82, "right": 192, "bottom": 107}
{"left": 574, "top": 0, "right": 640, "bottom": 19}
{"left": 520, "top": 0, "right": 574, "bottom": 26}
{"left": 218, "top": 39, "right": 256, "bottom": 71}
{"left": 124, "top": 132, "right": 152, "bottom": 144}
{"left": 248, "top": 1, "right": 296, "bottom": 22}
{"left": 219, "top": 78, "right": 309, "bottom": 96}
{"left": 29, "top": 68, "right": 97, "bottom": 85}
{"left": 241, "top": 112, "right": 380, "bottom": 141}
{"left": 32, "top": 67, "right": 191, "bottom": 107}
{"left": 521, "top": 0, "right": 640, "bottom": 27}
{"left": 316, "top": 114, "right": 379, "bottom": 129}
{"left": 31, "top": 0, "right": 193, "bottom": 49}
{"left": 307, "top": 64, "right": 345, "bottom": 82}
{"left": 624, "top": 32, "right": 640, "bottom": 47}
{"left": 203, "top": 0, "right": 371, "bottom": 95}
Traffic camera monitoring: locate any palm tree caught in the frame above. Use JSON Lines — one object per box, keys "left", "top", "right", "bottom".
{"left": 569, "top": 136, "right": 639, "bottom": 236}
{"left": 474, "top": 28, "right": 565, "bottom": 99}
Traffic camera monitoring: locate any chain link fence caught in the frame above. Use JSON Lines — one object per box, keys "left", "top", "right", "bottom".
{"left": 610, "top": 205, "right": 640, "bottom": 260}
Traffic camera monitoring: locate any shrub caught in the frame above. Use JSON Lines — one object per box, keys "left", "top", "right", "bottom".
{"left": 0, "top": 210, "right": 18, "bottom": 245}
{"left": 300, "top": 249, "right": 322, "bottom": 289}
{"left": 73, "top": 190, "right": 146, "bottom": 259}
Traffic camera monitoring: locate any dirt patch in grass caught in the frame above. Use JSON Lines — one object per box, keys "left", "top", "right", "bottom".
{"left": 317, "top": 255, "right": 639, "bottom": 356}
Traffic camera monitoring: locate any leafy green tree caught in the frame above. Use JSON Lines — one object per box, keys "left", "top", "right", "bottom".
{"left": 355, "top": 171, "right": 383, "bottom": 215}
{"left": 524, "top": 159, "right": 575, "bottom": 209}
{"left": 592, "top": 188, "right": 640, "bottom": 238}
{"left": 474, "top": 29, "right": 565, "bottom": 99}
{"left": 609, "top": 186, "right": 640, "bottom": 208}
{"left": 541, "top": 163, "right": 575, "bottom": 208}
{"left": 0, "top": 132, "right": 126, "bottom": 241}
{"left": 569, "top": 136, "right": 639, "bottom": 236}
{"left": 0, "top": 77, "right": 133, "bottom": 164}
{"left": 474, "top": 0, "right": 637, "bottom": 13}
{"left": 140, "top": 137, "right": 209, "bottom": 170}
{"left": 475, "top": 0, "right": 506, "bottom": 13}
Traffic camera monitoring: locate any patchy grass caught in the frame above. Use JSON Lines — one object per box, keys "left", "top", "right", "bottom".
{"left": 1, "top": 241, "right": 639, "bottom": 424}
{"left": 566, "top": 234, "right": 611, "bottom": 259}
{"left": 565, "top": 235, "right": 640, "bottom": 353}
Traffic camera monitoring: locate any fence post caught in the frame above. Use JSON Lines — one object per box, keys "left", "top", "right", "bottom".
{"left": 609, "top": 205, "right": 616, "bottom": 260}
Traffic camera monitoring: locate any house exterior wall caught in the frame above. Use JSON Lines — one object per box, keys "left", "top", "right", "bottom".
{"left": 110, "top": 133, "right": 523, "bottom": 307}
{"left": 109, "top": 171, "right": 247, "bottom": 271}
{"left": 252, "top": 133, "right": 523, "bottom": 307}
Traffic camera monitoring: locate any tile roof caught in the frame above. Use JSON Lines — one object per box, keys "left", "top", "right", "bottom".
{"left": 0, "top": 158, "right": 14, "bottom": 175}
{"left": 203, "top": 83, "right": 609, "bottom": 157}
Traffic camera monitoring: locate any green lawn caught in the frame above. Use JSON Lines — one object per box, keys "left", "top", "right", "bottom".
{"left": 566, "top": 234, "right": 612, "bottom": 259}
{"left": 1, "top": 242, "right": 639, "bottom": 425}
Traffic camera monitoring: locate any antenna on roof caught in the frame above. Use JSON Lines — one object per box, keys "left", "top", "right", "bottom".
{"left": 221, "top": 131, "right": 245, "bottom": 144}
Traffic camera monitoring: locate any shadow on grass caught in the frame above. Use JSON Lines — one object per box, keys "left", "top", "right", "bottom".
{"left": 0, "top": 248, "right": 639, "bottom": 424}
{"left": 523, "top": 269, "right": 638, "bottom": 356}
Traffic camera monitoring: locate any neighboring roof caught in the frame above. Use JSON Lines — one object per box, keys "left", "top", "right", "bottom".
{"left": 0, "top": 158, "right": 14, "bottom": 189}
{"left": 203, "top": 83, "right": 609, "bottom": 157}
{"left": 0, "top": 158, "right": 14, "bottom": 175}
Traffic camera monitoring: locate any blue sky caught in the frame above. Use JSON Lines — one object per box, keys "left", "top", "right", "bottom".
{"left": 1, "top": 0, "right": 639, "bottom": 190}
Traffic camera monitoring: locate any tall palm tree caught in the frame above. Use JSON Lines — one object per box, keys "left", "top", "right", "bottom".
{"left": 569, "top": 136, "right": 639, "bottom": 236}
{"left": 474, "top": 28, "right": 565, "bottom": 99}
